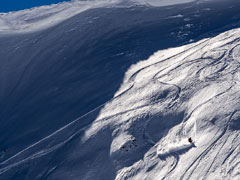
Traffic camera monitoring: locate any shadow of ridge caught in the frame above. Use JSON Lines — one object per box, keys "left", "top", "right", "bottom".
{"left": 158, "top": 143, "right": 196, "bottom": 160}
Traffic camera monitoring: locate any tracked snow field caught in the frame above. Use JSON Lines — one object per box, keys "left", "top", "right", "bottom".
{"left": 1, "top": 24, "right": 240, "bottom": 179}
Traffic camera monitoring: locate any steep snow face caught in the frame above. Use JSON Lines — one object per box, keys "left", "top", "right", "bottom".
{"left": 1, "top": 0, "right": 240, "bottom": 180}
{"left": 83, "top": 28, "right": 240, "bottom": 180}
{"left": 91, "top": 29, "right": 240, "bottom": 179}
{"left": 1, "top": 26, "right": 240, "bottom": 180}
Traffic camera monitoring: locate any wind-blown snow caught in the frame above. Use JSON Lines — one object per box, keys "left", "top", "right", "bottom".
{"left": 157, "top": 138, "right": 194, "bottom": 157}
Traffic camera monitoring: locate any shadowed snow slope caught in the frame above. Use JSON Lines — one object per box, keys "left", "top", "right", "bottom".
{"left": 0, "top": 0, "right": 240, "bottom": 180}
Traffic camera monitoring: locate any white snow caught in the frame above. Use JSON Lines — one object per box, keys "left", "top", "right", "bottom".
{"left": 157, "top": 138, "right": 194, "bottom": 157}
{"left": 83, "top": 27, "right": 240, "bottom": 180}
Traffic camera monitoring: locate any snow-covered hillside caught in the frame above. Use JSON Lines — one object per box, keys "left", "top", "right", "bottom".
{"left": 0, "top": 0, "right": 121, "bottom": 33}
{"left": 0, "top": 0, "right": 240, "bottom": 180}
{"left": 111, "top": 29, "right": 240, "bottom": 180}
{"left": 0, "top": 0, "right": 197, "bottom": 33}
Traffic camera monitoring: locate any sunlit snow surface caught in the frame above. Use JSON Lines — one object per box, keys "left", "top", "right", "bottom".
{"left": 0, "top": 0, "right": 240, "bottom": 180}
{"left": 98, "top": 31, "right": 240, "bottom": 179}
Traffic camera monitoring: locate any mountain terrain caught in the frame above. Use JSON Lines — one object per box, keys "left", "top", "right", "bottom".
{"left": 0, "top": 0, "right": 240, "bottom": 179}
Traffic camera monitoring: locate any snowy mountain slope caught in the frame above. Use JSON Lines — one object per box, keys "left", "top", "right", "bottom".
{"left": 0, "top": 0, "right": 240, "bottom": 180}
{"left": 111, "top": 30, "right": 240, "bottom": 179}
{"left": 0, "top": 0, "right": 212, "bottom": 34}
{"left": 0, "top": 0, "right": 121, "bottom": 33}
{"left": 1, "top": 23, "right": 240, "bottom": 180}
{"left": 0, "top": 0, "right": 196, "bottom": 33}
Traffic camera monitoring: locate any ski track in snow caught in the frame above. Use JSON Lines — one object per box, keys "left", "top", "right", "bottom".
{"left": 180, "top": 112, "right": 235, "bottom": 180}
{"left": 115, "top": 29, "right": 240, "bottom": 179}
{"left": 0, "top": 82, "right": 135, "bottom": 173}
